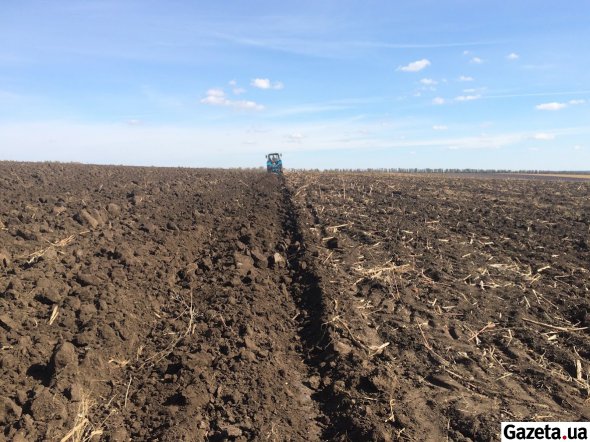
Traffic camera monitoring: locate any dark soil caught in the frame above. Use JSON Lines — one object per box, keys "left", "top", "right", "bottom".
{"left": 287, "top": 172, "right": 590, "bottom": 441}
{"left": 1, "top": 162, "right": 588, "bottom": 441}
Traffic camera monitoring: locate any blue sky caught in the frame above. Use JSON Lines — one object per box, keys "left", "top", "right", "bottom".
{"left": 1, "top": 0, "right": 589, "bottom": 169}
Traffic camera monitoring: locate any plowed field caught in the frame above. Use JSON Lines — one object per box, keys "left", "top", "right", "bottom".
{"left": 1, "top": 163, "right": 589, "bottom": 441}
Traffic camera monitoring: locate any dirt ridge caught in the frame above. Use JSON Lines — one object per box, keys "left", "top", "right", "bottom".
{"left": 279, "top": 177, "right": 371, "bottom": 440}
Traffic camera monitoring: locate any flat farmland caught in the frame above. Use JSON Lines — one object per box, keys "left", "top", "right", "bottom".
{"left": 288, "top": 172, "right": 590, "bottom": 440}
{"left": 1, "top": 163, "right": 589, "bottom": 441}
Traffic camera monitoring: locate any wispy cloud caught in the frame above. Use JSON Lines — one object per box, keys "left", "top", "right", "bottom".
{"left": 458, "top": 75, "right": 474, "bottom": 82}
{"left": 535, "top": 102, "right": 567, "bottom": 111}
{"left": 267, "top": 103, "right": 353, "bottom": 118}
{"left": 228, "top": 80, "right": 246, "bottom": 95}
{"left": 398, "top": 59, "right": 431, "bottom": 72}
{"left": 532, "top": 132, "right": 555, "bottom": 140}
{"left": 200, "top": 88, "right": 264, "bottom": 110}
{"left": 251, "top": 78, "right": 284, "bottom": 90}
{"left": 432, "top": 97, "right": 446, "bottom": 105}
{"left": 455, "top": 95, "right": 481, "bottom": 102}
{"left": 3, "top": 121, "right": 590, "bottom": 167}
{"left": 507, "top": 52, "right": 519, "bottom": 60}
{"left": 432, "top": 125, "right": 448, "bottom": 130}
{"left": 535, "top": 99, "right": 585, "bottom": 110}
{"left": 470, "top": 57, "right": 484, "bottom": 64}
{"left": 420, "top": 78, "right": 437, "bottom": 86}
{"left": 351, "top": 40, "right": 501, "bottom": 50}
{"left": 216, "top": 32, "right": 500, "bottom": 59}
{"left": 286, "top": 133, "right": 305, "bottom": 143}
{"left": 485, "top": 90, "right": 590, "bottom": 99}
{"left": 521, "top": 64, "right": 556, "bottom": 70}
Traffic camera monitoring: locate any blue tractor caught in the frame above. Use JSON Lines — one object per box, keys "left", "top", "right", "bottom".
{"left": 266, "top": 153, "right": 283, "bottom": 174}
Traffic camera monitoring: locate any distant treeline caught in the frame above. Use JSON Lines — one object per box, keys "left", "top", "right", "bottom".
{"left": 296, "top": 168, "right": 590, "bottom": 174}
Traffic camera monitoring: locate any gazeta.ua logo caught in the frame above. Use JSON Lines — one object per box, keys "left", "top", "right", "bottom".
{"left": 502, "top": 422, "right": 589, "bottom": 441}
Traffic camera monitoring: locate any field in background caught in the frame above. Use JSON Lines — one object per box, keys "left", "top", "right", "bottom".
{"left": 1, "top": 162, "right": 589, "bottom": 441}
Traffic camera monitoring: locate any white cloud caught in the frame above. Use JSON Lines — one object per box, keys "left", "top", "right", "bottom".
{"left": 455, "top": 94, "right": 481, "bottom": 102}
{"left": 574, "top": 145, "right": 583, "bottom": 150}
{"left": 528, "top": 147, "right": 540, "bottom": 151}
{"left": 432, "top": 125, "right": 448, "bottom": 131}
{"left": 252, "top": 78, "right": 270, "bottom": 89}
{"left": 507, "top": 53, "right": 519, "bottom": 60}
{"left": 286, "top": 133, "right": 305, "bottom": 143}
{"left": 569, "top": 99, "right": 586, "bottom": 105}
{"left": 470, "top": 57, "right": 484, "bottom": 64}
{"left": 200, "top": 88, "right": 227, "bottom": 105}
{"left": 251, "top": 78, "right": 284, "bottom": 90}
{"left": 532, "top": 133, "right": 555, "bottom": 140}
{"left": 535, "top": 102, "right": 567, "bottom": 111}
{"left": 420, "top": 78, "right": 438, "bottom": 85}
{"left": 463, "top": 50, "right": 471, "bottom": 56}
{"left": 458, "top": 75, "right": 474, "bottom": 82}
{"left": 3, "top": 120, "right": 590, "bottom": 168}
{"left": 234, "top": 100, "right": 264, "bottom": 110}
{"left": 398, "top": 59, "right": 431, "bottom": 72}
{"left": 228, "top": 80, "right": 246, "bottom": 95}
{"left": 432, "top": 97, "right": 446, "bottom": 105}
{"left": 200, "top": 88, "right": 264, "bottom": 110}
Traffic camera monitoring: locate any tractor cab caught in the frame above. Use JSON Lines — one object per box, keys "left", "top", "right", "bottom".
{"left": 266, "top": 153, "right": 283, "bottom": 174}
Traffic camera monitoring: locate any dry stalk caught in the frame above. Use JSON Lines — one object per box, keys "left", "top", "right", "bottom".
{"left": 139, "top": 291, "right": 197, "bottom": 368}
{"left": 503, "top": 329, "right": 514, "bottom": 346}
{"left": 416, "top": 322, "right": 432, "bottom": 350}
{"left": 124, "top": 376, "right": 133, "bottom": 408}
{"left": 353, "top": 261, "right": 412, "bottom": 286}
{"left": 48, "top": 305, "right": 59, "bottom": 325}
{"left": 385, "top": 398, "right": 396, "bottom": 423}
{"left": 468, "top": 322, "right": 496, "bottom": 344}
{"left": 24, "top": 230, "right": 90, "bottom": 264}
{"left": 496, "top": 372, "right": 514, "bottom": 381}
{"left": 327, "top": 223, "right": 352, "bottom": 233}
{"left": 59, "top": 395, "right": 104, "bottom": 442}
{"left": 368, "top": 342, "right": 390, "bottom": 357}
{"left": 575, "top": 359, "right": 583, "bottom": 381}
{"left": 108, "top": 358, "right": 130, "bottom": 368}
{"left": 522, "top": 317, "right": 587, "bottom": 332}
{"left": 322, "top": 251, "right": 334, "bottom": 264}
